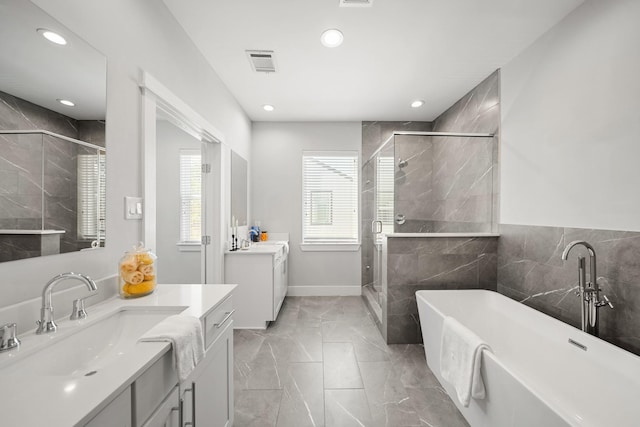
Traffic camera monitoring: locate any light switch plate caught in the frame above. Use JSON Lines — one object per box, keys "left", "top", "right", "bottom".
{"left": 125, "top": 196, "right": 143, "bottom": 220}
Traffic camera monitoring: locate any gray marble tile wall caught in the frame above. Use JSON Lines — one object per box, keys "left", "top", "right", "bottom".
{"left": 361, "top": 72, "right": 502, "bottom": 344}
{"left": 0, "top": 133, "right": 44, "bottom": 230}
{"left": 361, "top": 121, "right": 433, "bottom": 164}
{"left": 0, "top": 234, "right": 43, "bottom": 262}
{"left": 44, "top": 135, "right": 79, "bottom": 253}
{"left": 394, "top": 134, "right": 435, "bottom": 233}
{"left": 78, "top": 120, "right": 106, "bottom": 148}
{"left": 0, "top": 91, "right": 79, "bottom": 138}
{"left": 497, "top": 223, "right": 640, "bottom": 356}
{"left": 0, "top": 233, "right": 62, "bottom": 262}
{"left": 361, "top": 121, "right": 433, "bottom": 293}
{"left": 430, "top": 70, "right": 500, "bottom": 232}
{"left": 0, "top": 91, "right": 103, "bottom": 256}
{"left": 385, "top": 236, "right": 498, "bottom": 344}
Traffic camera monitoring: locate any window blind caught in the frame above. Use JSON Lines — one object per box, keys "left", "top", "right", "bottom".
{"left": 376, "top": 155, "right": 395, "bottom": 238}
{"left": 179, "top": 149, "right": 202, "bottom": 243}
{"left": 302, "top": 152, "right": 359, "bottom": 243}
{"left": 77, "top": 153, "right": 106, "bottom": 241}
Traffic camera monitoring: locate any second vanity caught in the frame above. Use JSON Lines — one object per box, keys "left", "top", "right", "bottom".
{"left": 225, "top": 240, "right": 289, "bottom": 328}
{"left": 0, "top": 284, "right": 235, "bottom": 427}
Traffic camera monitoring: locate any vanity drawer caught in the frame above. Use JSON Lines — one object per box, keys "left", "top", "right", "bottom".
{"left": 134, "top": 350, "right": 178, "bottom": 427}
{"left": 204, "top": 295, "right": 234, "bottom": 350}
{"left": 141, "top": 386, "right": 179, "bottom": 427}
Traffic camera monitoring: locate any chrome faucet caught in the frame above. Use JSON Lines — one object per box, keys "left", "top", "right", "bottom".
{"left": 561, "top": 240, "right": 613, "bottom": 336}
{"left": 0, "top": 323, "right": 20, "bottom": 352}
{"left": 36, "top": 272, "right": 97, "bottom": 334}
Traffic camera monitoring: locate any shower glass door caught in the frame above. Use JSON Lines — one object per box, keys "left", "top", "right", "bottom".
{"left": 371, "top": 142, "right": 395, "bottom": 302}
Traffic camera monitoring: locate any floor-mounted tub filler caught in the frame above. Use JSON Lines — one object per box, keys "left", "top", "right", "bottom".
{"left": 417, "top": 289, "right": 640, "bottom": 427}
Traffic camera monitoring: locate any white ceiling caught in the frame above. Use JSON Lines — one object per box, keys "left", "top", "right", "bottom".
{"left": 163, "top": 0, "right": 583, "bottom": 122}
{"left": 0, "top": 0, "right": 106, "bottom": 121}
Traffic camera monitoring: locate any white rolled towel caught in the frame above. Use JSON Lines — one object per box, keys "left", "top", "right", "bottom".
{"left": 139, "top": 315, "right": 205, "bottom": 382}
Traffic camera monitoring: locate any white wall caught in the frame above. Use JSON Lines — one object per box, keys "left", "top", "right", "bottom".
{"left": 0, "top": 0, "right": 251, "bottom": 307}
{"left": 251, "top": 122, "right": 362, "bottom": 295}
{"left": 156, "top": 121, "right": 201, "bottom": 283}
{"left": 501, "top": 0, "right": 640, "bottom": 231}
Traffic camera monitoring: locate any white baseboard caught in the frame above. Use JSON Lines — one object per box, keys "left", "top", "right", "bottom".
{"left": 287, "top": 285, "right": 362, "bottom": 297}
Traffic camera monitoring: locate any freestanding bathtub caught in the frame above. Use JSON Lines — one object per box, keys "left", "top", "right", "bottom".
{"left": 416, "top": 289, "right": 640, "bottom": 427}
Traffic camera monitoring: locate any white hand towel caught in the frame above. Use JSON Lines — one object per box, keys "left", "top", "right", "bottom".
{"left": 440, "top": 316, "right": 492, "bottom": 407}
{"left": 139, "top": 315, "right": 205, "bottom": 382}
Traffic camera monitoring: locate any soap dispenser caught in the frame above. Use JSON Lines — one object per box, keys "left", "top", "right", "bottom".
{"left": 250, "top": 220, "right": 261, "bottom": 242}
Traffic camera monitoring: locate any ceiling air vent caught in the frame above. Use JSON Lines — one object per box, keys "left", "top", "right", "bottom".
{"left": 339, "top": 0, "right": 373, "bottom": 7}
{"left": 246, "top": 50, "right": 276, "bottom": 73}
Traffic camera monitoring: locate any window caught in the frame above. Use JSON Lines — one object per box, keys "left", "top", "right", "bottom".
{"left": 179, "top": 149, "right": 202, "bottom": 243}
{"left": 376, "top": 155, "right": 395, "bottom": 239}
{"left": 77, "top": 152, "right": 106, "bottom": 241}
{"left": 302, "top": 151, "right": 359, "bottom": 244}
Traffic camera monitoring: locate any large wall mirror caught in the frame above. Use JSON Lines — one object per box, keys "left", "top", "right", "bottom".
{"left": 230, "top": 150, "right": 248, "bottom": 226}
{"left": 0, "top": 0, "right": 107, "bottom": 262}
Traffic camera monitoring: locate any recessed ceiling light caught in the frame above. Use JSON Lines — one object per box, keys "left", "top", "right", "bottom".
{"left": 57, "top": 99, "right": 75, "bottom": 107}
{"left": 320, "top": 29, "right": 344, "bottom": 48}
{"left": 411, "top": 100, "right": 425, "bottom": 108}
{"left": 263, "top": 104, "right": 275, "bottom": 112}
{"left": 37, "top": 28, "right": 67, "bottom": 45}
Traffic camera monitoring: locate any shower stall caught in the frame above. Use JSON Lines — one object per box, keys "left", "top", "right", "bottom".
{"left": 0, "top": 130, "right": 106, "bottom": 262}
{"left": 361, "top": 131, "right": 498, "bottom": 339}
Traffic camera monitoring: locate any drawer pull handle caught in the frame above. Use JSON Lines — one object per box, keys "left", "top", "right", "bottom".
{"left": 177, "top": 398, "right": 184, "bottom": 426}
{"left": 183, "top": 381, "right": 196, "bottom": 426}
{"left": 214, "top": 310, "right": 235, "bottom": 328}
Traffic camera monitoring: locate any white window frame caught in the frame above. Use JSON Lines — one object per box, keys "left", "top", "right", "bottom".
{"left": 301, "top": 150, "right": 360, "bottom": 251}
{"left": 179, "top": 149, "right": 202, "bottom": 245}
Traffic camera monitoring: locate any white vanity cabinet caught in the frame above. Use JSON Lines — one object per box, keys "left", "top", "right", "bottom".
{"left": 181, "top": 296, "right": 234, "bottom": 427}
{"left": 94, "top": 295, "right": 234, "bottom": 427}
{"left": 135, "top": 349, "right": 179, "bottom": 427}
{"left": 224, "top": 244, "right": 289, "bottom": 328}
{"left": 141, "top": 387, "right": 180, "bottom": 427}
{"left": 0, "top": 285, "right": 236, "bottom": 427}
{"left": 85, "top": 387, "right": 133, "bottom": 427}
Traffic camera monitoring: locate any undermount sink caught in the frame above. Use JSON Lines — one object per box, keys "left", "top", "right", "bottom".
{"left": 2, "top": 308, "right": 182, "bottom": 377}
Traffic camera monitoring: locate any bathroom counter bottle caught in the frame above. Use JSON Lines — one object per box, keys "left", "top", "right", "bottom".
{"left": 118, "top": 244, "right": 157, "bottom": 298}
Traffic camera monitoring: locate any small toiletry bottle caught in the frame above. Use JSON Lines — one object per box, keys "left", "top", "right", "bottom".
{"left": 261, "top": 230, "right": 268, "bottom": 241}
{"left": 254, "top": 221, "right": 261, "bottom": 242}
{"left": 250, "top": 226, "right": 259, "bottom": 242}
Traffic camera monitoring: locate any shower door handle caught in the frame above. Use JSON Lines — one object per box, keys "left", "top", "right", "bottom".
{"left": 371, "top": 220, "right": 382, "bottom": 234}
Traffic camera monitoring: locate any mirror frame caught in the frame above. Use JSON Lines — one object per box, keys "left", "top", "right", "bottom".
{"left": 230, "top": 150, "right": 248, "bottom": 226}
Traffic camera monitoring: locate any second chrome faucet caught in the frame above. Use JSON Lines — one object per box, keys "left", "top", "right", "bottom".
{"left": 561, "top": 240, "right": 613, "bottom": 337}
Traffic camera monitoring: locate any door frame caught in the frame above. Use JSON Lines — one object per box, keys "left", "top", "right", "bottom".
{"left": 140, "top": 71, "right": 224, "bottom": 283}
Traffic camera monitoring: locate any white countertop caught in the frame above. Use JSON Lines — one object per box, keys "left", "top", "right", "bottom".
{"left": 225, "top": 240, "right": 289, "bottom": 255}
{"left": 0, "top": 284, "right": 235, "bottom": 427}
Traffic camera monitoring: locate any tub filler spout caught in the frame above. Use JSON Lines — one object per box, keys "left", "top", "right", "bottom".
{"left": 561, "top": 240, "right": 613, "bottom": 337}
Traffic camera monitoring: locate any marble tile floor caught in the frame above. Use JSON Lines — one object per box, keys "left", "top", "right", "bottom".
{"left": 233, "top": 296, "right": 468, "bottom": 427}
